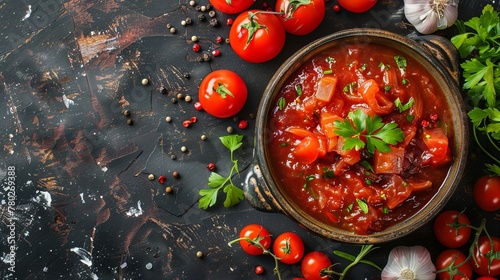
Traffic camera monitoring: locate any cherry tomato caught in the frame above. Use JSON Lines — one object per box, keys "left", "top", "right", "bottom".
{"left": 436, "top": 249, "right": 473, "bottom": 280}
{"left": 229, "top": 10, "right": 286, "bottom": 63}
{"left": 198, "top": 69, "right": 248, "bottom": 118}
{"left": 275, "top": 0, "right": 325, "bottom": 35}
{"left": 238, "top": 224, "right": 272, "bottom": 256}
{"left": 477, "top": 277, "right": 499, "bottom": 280}
{"left": 473, "top": 176, "right": 500, "bottom": 211}
{"left": 433, "top": 210, "right": 472, "bottom": 248}
{"left": 473, "top": 236, "right": 500, "bottom": 276}
{"left": 301, "top": 251, "right": 332, "bottom": 280}
{"left": 273, "top": 232, "right": 305, "bottom": 264}
{"left": 209, "top": 0, "right": 254, "bottom": 14}
{"left": 337, "top": 0, "right": 377, "bottom": 13}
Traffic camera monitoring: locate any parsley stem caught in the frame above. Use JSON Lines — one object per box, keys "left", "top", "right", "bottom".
{"left": 473, "top": 126, "right": 500, "bottom": 166}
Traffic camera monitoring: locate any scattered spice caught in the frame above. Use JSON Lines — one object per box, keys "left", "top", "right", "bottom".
{"left": 148, "top": 174, "right": 155, "bottom": 181}
{"left": 200, "top": 5, "right": 207, "bottom": 12}
{"left": 215, "top": 36, "right": 223, "bottom": 44}
{"left": 194, "top": 101, "right": 203, "bottom": 111}
{"left": 165, "top": 116, "right": 172, "bottom": 122}
{"left": 208, "top": 10, "right": 216, "bottom": 18}
{"left": 122, "top": 109, "right": 131, "bottom": 116}
{"left": 201, "top": 134, "right": 207, "bottom": 141}
{"left": 185, "top": 17, "right": 192, "bottom": 25}
{"left": 170, "top": 27, "right": 177, "bottom": 33}
{"left": 183, "top": 120, "right": 192, "bottom": 127}
{"left": 171, "top": 98, "right": 177, "bottom": 104}
{"left": 193, "top": 43, "right": 201, "bottom": 52}
{"left": 238, "top": 120, "right": 248, "bottom": 129}
{"left": 158, "top": 175, "right": 167, "bottom": 184}
{"left": 191, "top": 116, "right": 197, "bottom": 123}
{"left": 226, "top": 18, "right": 233, "bottom": 26}
{"left": 183, "top": 73, "right": 190, "bottom": 79}
{"left": 207, "top": 163, "right": 216, "bottom": 171}
{"left": 127, "top": 119, "right": 134, "bottom": 125}
{"left": 430, "top": 113, "right": 439, "bottom": 122}
{"left": 170, "top": 154, "right": 176, "bottom": 160}
{"left": 181, "top": 146, "right": 187, "bottom": 152}
{"left": 177, "top": 93, "right": 184, "bottom": 99}
{"left": 212, "top": 49, "right": 221, "bottom": 57}
{"left": 209, "top": 19, "right": 219, "bottom": 27}
{"left": 189, "top": 0, "right": 196, "bottom": 6}
{"left": 191, "top": 35, "right": 198, "bottom": 42}
{"left": 158, "top": 86, "right": 167, "bottom": 94}
{"left": 196, "top": 251, "right": 204, "bottom": 258}
{"left": 254, "top": 265, "right": 264, "bottom": 275}
{"left": 141, "top": 78, "right": 149, "bottom": 85}
{"left": 227, "top": 126, "right": 234, "bottom": 133}
{"left": 185, "top": 95, "right": 192, "bottom": 102}
{"left": 198, "top": 14, "right": 206, "bottom": 21}
{"left": 334, "top": 5, "right": 341, "bottom": 12}
{"left": 172, "top": 171, "right": 180, "bottom": 178}
{"left": 181, "top": 20, "right": 187, "bottom": 26}
{"left": 165, "top": 186, "right": 173, "bottom": 193}
{"left": 421, "top": 119, "right": 430, "bottom": 128}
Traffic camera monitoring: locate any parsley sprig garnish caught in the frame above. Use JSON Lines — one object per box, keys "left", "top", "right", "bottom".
{"left": 451, "top": 4, "right": 500, "bottom": 175}
{"left": 334, "top": 109, "right": 404, "bottom": 154}
{"left": 198, "top": 134, "right": 244, "bottom": 209}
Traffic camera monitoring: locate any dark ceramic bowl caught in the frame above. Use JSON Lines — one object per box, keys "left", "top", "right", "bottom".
{"left": 244, "top": 29, "right": 469, "bottom": 244}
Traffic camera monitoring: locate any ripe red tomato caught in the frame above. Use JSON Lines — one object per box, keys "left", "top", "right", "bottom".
{"left": 229, "top": 10, "right": 286, "bottom": 63}
{"left": 433, "top": 210, "right": 472, "bottom": 248}
{"left": 473, "top": 176, "right": 500, "bottom": 211}
{"left": 272, "top": 232, "right": 305, "bottom": 264}
{"left": 477, "top": 277, "right": 499, "bottom": 280}
{"left": 436, "top": 249, "right": 473, "bottom": 280}
{"left": 473, "top": 236, "right": 500, "bottom": 276}
{"left": 337, "top": 0, "right": 377, "bottom": 13}
{"left": 198, "top": 69, "right": 248, "bottom": 118}
{"left": 238, "top": 224, "right": 272, "bottom": 256}
{"left": 275, "top": 0, "right": 325, "bottom": 35}
{"left": 209, "top": 0, "right": 254, "bottom": 14}
{"left": 300, "top": 251, "right": 332, "bottom": 280}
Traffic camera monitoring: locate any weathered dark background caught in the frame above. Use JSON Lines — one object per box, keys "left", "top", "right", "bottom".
{"left": 0, "top": 0, "right": 498, "bottom": 279}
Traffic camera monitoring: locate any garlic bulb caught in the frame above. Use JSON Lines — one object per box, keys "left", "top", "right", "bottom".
{"left": 381, "top": 246, "right": 436, "bottom": 280}
{"left": 404, "top": 0, "right": 459, "bottom": 34}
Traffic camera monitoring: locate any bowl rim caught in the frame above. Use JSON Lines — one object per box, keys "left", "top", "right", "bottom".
{"left": 255, "top": 28, "right": 469, "bottom": 244}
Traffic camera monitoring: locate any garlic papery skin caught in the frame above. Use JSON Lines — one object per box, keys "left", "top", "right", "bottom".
{"left": 404, "top": 0, "right": 459, "bottom": 34}
{"left": 381, "top": 246, "right": 436, "bottom": 280}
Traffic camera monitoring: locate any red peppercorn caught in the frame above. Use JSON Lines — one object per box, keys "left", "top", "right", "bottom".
{"left": 333, "top": 5, "right": 340, "bottom": 12}
{"left": 194, "top": 101, "right": 203, "bottom": 111}
{"left": 158, "top": 175, "right": 167, "bottom": 184}
{"left": 421, "top": 119, "right": 430, "bottom": 128}
{"left": 207, "top": 162, "right": 216, "bottom": 171}
{"left": 191, "top": 116, "right": 197, "bottom": 123}
{"left": 212, "top": 49, "right": 221, "bottom": 57}
{"left": 254, "top": 265, "right": 264, "bottom": 275}
{"left": 430, "top": 113, "right": 439, "bottom": 122}
{"left": 192, "top": 43, "right": 201, "bottom": 52}
{"left": 226, "top": 18, "right": 233, "bottom": 26}
{"left": 215, "top": 36, "right": 223, "bottom": 44}
{"left": 238, "top": 120, "right": 248, "bottom": 129}
{"left": 183, "top": 120, "right": 192, "bottom": 127}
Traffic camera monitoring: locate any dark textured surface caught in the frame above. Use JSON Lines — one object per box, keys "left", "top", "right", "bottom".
{"left": 0, "top": 0, "right": 499, "bottom": 279}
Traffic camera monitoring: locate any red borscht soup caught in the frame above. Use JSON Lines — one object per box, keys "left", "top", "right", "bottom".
{"left": 267, "top": 42, "right": 453, "bottom": 235}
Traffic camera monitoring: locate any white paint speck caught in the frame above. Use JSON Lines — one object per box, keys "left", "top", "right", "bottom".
{"left": 79, "top": 193, "right": 85, "bottom": 204}
{"left": 70, "top": 247, "right": 92, "bottom": 267}
{"left": 21, "top": 5, "right": 32, "bottom": 21}
{"left": 120, "top": 262, "right": 127, "bottom": 268}
{"left": 125, "top": 201, "right": 143, "bottom": 217}
{"left": 62, "top": 95, "right": 75, "bottom": 108}
{"left": 145, "top": 263, "right": 152, "bottom": 270}
{"left": 32, "top": 191, "right": 52, "bottom": 208}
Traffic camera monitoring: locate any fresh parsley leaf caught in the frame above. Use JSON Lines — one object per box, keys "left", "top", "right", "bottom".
{"left": 394, "top": 97, "right": 414, "bottom": 113}
{"left": 334, "top": 109, "right": 404, "bottom": 154}
{"left": 278, "top": 97, "right": 286, "bottom": 110}
{"left": 356, "top": 198, "right": 369, "bottom": 214}
{"left": 199, "top": 134, "right": 245, "bottom": 210}
{"left": 394, "top": 55, "right": 407, "bottom": 70}
{"left": 295, "top": 84, "right": 303, "bottom": 97}
{"left": 322, "top": 168, "right": 334, "bottom": 178}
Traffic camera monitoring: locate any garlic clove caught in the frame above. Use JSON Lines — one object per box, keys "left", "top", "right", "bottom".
{"left": 403, "top": 0, "right": 458, "bottom": 34}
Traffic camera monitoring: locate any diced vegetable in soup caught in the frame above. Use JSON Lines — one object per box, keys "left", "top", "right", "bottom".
{"left": 268, "top": 43, "right": 453, "bottom": 235}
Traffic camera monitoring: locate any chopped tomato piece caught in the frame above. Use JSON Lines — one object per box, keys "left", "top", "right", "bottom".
{"left": 336, "top": 137, "right": 361, "bottom": 165}
{"left": 315, "top": 76, "right": 338, "bottom": 102}
{"left": 373, "top": 146, "right": 405, "bottom": 174}
{"left": 326, "top": 136, "right": 338, "bottom": 152}
{"left": 303, "top": 96, "right": 317, "bottom": 113}
{"left": 293, "top": 136, "right": 320, "bottom": 164}
{"left": 384, "top": 175, "right": 413, "bottom": 210}
{"left": 358, "top": 79, "right": 394, "bottom": 115}
{"left": 287, "top": 127, "right": 316, "bottom": 138}
{"left": 320, "top": 112, "right": 343, "bottom": 138}
{"left": 422, "top": 127, "right": 450, "bottom": 166}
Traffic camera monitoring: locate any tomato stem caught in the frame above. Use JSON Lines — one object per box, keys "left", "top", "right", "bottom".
{"left": 228, "top": 237, "right": 283, "bottom": 280}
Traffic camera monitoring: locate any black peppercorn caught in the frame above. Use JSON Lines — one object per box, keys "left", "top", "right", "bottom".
{"left": 198, "top": 14, "right": 206, "bottom": 22}
{"left": 159, "top": 86, "right": 167, "bottom": 94}
{"left": 122, "top": 109, "right": 131, "bottom": 117}
{"left": 183, "top": 73, "right": 190, "bottom": 79}
{"left": 202, "top": 52, "right": 211, "bottom": 62}
{"left": 209, "top": 19, "right": 219, "bottom": 27}
{"left": 127, "top": 119, "right": 134, "bottom": 125}
{"left": 171, "top": 98, "right": 177, "bottom": 104}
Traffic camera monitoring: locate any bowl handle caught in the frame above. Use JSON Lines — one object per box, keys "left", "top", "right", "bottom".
{"left": 408, "top": 34, "right": 461, "bottom": 85}
{"left": 244, "top": 163, "right": 283, "bottom": 213}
